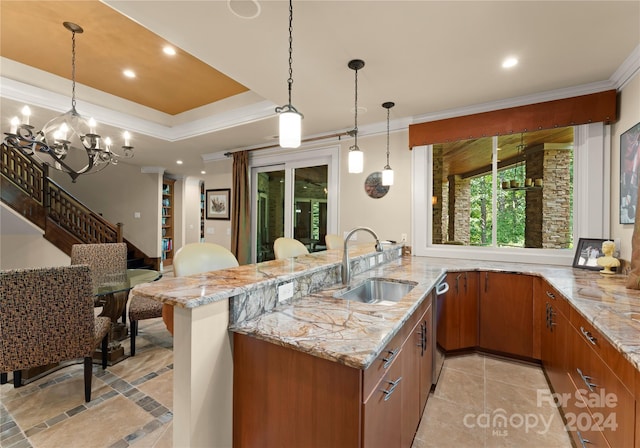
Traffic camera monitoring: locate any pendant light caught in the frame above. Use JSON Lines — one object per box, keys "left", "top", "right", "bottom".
{"left": 348, "top": 59, "right": 365, "bottom": 174}
{"left": 381, "top": 101, "right": 395, "bottom": 186}
{"left": 275, "top": 0, "right": 303, "bottom": 148}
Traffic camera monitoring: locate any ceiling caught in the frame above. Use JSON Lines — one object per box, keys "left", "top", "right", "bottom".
{"left": 1, "top": 0, "right": 639, "bottom": 178}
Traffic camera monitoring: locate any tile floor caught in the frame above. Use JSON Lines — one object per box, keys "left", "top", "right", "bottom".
{"left": 2, "top": 325, "right": 572, "bottom": 447}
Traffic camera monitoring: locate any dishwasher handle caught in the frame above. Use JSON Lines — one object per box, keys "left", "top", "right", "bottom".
{"left": 436, "top": 281, "right": 449, "bottom": 296}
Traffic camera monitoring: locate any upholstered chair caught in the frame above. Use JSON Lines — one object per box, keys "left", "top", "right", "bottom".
{"left": 128, "top": 295, "right": 164, "bottom": 357}
{"left": 0, "top": 265, "right": 110, "bottom": 402}
{"left": 162, "top": 243, "right": 239, "bottom": 335}
{"left": 324, "top": 234, "right": 343, "bottom": 250}
{"left": 273, "top": 237, "right": 309, "bottom": 260}
{"left": 71, "top": 243, "right": 128, "bottom": 308}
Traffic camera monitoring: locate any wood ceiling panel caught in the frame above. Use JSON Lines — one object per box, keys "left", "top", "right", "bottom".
{"left": 0, "top": 0, "right": 248, "bottom": 115}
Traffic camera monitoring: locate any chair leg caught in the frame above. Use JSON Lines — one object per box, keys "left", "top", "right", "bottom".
{"left": 84, "top": 357, "right": 92, "bottom": 402}
{"left": 0, "top": 372, "right": 7, "bottom": 384}
{"left": 121, "top": 307, "right": 127, "bottom": 325}
{"left": 130, "top": 320, "right": 137, "bottom": 356}
{"left": 101, "top": 334, "right": 108, "bottom": 369}
{"left": 13, "top": 370, "right": 22, "bottom": 388}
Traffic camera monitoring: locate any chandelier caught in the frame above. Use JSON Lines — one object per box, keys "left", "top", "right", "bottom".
{"left": 3, "top": 22, "right": 133, "bottom": 183}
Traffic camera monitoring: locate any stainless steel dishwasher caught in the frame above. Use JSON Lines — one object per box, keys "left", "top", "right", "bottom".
{"left": 432, "top": 278, "right": 449, "bottom": 384}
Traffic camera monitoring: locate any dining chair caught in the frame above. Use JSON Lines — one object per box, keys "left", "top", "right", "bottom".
{"left": 161, "top": 243, "right": 239, "bottom": 335}
{"left": 324, "top": 234, "right": 343, "bottom": 250}
{"left": 70, "top": 243, "right": 128, "bottom": 308}
{"left": 0, "top": 265, "right": 110, "bottom": 402}
{"left": 273, "top": 237, "right": 309, "bottom": 260}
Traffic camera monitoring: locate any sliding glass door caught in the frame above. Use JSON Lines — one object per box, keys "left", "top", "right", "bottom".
{"left": 250, "top": 148, "right": 338, "bottom": 263}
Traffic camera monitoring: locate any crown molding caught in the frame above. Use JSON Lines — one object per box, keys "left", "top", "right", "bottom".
{"left": 610, "top": 44, "right": 640, "bottom": 91}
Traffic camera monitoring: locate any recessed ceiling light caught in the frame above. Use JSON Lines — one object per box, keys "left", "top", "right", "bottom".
{"left": 227, "top": 0, "right": 261, "bottom": 19}
{"left": 163, "top": 46, "right": 176, "bottom": 56}
{"left": 502, "top": 57, "right": 518, "bottom": 69}
{"left": 123, "top": 69, "right": 136, "bottom": 78}
{"left": 176, "top": 160, "right": 183, "bottom": 165}
{"left": 201, "top": 170, "right": 206, "bottom": 175}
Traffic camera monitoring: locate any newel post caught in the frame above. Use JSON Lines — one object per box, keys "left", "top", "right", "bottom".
{"left": 116, "top": 223, "right": 124, "bottom": 243}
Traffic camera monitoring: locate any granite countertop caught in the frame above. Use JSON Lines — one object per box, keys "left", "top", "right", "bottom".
{"left": 131, "top": 249, "right": 640, "bottom": 373}
{"left": 231, "top": 256, "right": 640, "bottom": 372}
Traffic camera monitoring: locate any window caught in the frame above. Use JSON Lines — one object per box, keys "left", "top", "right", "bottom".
{"left": 414, "top": 123, "right": 609, "bottom": 265}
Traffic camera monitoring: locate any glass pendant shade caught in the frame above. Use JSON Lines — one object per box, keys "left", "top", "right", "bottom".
{"left": 348, "top": 148, "right": 364, "bottom": 174}
{"left": 382, "top": 167, "right": 394, "bottom": 186}
{"left": 279, "top": 110, "right": 302, "bottom": 148}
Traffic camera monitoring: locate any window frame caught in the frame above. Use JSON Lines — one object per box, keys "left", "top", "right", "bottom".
{"left": 411, "top": 123, "right": 611, "bottom": 266}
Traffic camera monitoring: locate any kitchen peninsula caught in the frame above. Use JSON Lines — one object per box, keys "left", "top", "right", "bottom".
{"left": 130, "top": 246, "right": 640, "bottom": 448}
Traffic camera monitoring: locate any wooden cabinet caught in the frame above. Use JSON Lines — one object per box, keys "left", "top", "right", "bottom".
{"left": 437, "top": 271, "right": 478, "bottom": 351}
{"left": 161, "top": 178, "right": 174, "bottom": 266}
{"left": 566, "top": 308, "right": 635, "bottom": 448}
{"left": 479, "top": 272, "right": 533, "bottom": 358}
{"left": 537, "top": 278, "right": 572, "bottom": 398}
{"left": 234, "top": 294, "right": 434, "bottom": 448}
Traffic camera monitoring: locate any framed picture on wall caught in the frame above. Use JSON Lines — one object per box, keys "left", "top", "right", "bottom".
{"left": 206, "top": 188, "right": 231, "bottom": 220}
{"left": 620, "top": 122, "right": 640, "bottom": 224}
{"left": 572, "top": 238, "right": 608, "bottom": 270}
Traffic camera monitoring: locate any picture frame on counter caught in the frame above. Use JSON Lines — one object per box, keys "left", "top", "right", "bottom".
{"left": 206, "top": 188, "right": 231, "bottom": 220}
{"left": 572, "top": 238, "right": 609, "bottom": 270}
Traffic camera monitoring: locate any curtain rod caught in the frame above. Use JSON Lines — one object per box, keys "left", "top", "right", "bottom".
{"left": 224, "top": 131, "right": 354, "bottom": 157}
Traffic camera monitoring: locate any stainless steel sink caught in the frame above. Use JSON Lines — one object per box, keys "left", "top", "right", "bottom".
{"left": 335, "top": 278, "right": 417, "bottom": 304}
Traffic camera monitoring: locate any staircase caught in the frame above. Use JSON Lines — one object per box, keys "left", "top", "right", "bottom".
{"left": 1, "top": 143, "right": 159, "bottom": 270}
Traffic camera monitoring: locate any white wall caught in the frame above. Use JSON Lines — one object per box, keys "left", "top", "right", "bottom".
{"left": 0, "top": 205, "right": 69, "bottom": 269}
{"left": 610, "top": 73, "right": 640, "bottom": 261}
{"left": 182, "top": 177, "right": 204, "bottom": 246}
{"left": 51, "top": 162, "right": 163, "bottom": 257}
{"left": 338, "top": 130, "right": 412, "bottom": 245}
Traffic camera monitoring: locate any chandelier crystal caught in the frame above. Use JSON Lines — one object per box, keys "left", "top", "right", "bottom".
{"left": 275, "top": 0, "right": 303, "bottom": 149}
{"left": 2, "top": 22, "right": 133, "bottom": 182}
{"left": 348, "top": 59, "right": 365, "bottom": 174}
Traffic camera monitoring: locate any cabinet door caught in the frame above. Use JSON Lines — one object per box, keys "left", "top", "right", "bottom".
{"left": 363, "top": 350, "right": 403, "bottom": 448}
{"left": 402, "top": 320, "right": 422, "bottom": 448}
{"left": 479, "top": 272, "right": 533, "bottom": 358}
{"left": 459, "top": 271, "right": 479, "bottom": 349}
{"left": 438, "top": 272, "right": 478, "bottom": 351}
{"left": 419, "top": 305, "right": 433, "bottom": 412}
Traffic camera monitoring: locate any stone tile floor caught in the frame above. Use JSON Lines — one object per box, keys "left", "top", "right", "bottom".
{"left": 2, "top": 320, "right": 572, "bottom": 447}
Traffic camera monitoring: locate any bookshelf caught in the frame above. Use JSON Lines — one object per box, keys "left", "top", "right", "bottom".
{"left": 162, "top": 178, "right": 175, "bottom": 266}
{"left": 200, "top": 182, "right": 205, "bottom": 242}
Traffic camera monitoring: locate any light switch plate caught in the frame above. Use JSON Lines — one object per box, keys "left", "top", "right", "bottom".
{"left": 278, "top": 282, "right": 294, "bottom": 302}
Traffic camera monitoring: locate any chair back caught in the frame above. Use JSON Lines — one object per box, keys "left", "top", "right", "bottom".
{"left": 0, "top": 265, "right": 96, "bottom": 372}
{"left": 325, "top": 234, "right": 343, "bottom": 250}
{"left": 273, "top": 237, "right": 309, "bottom": 260}
{"left": 173, "top": 243, "right": 239, "bottom": 277}
{"left": 71, "top": 243, "right": 127, "bottom": 290}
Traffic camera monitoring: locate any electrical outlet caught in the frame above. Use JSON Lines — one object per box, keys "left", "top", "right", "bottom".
{"left": 401, "top": 233, "right": 407, "bottom": 242}
{"left": 344, "top": 231, "right": 357, "bottom": 240}
{"left": 368, "top": 257, "right": 375, "bottom": 268}
{"left": 278, "top": 282, "right": 294, "bottom": 302}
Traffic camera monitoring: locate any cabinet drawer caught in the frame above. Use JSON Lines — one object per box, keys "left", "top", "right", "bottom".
{"left": 568, "top": 323, "right": 635, "bottom": 448}
{"left": 362, "top": 350, "right": 403, "bottom": 448}
{"left": 570, "top": 308, "right": 636, "bottom": 391}
{"left": 541, "top": 281, "right": 570, "bottom": 318}
{"left": 363, "top": 329, "right": 405, "bottom": 401}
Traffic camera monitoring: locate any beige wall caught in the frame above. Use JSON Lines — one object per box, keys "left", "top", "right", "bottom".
{"left": 51, "top": 163, "right": 163, "bottom": 258}
{"left": 610, "top": 74, "right": 640, "bottom": 261}
{"left": 338, "top": 130, "right": 412, "bottom": 245}
{"left": 201, "top": 158, "right": 233, "bottom": 250}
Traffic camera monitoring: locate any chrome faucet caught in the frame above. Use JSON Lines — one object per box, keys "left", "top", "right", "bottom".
{"left": 342, "top": 227, "right": 383, "bottom": 286}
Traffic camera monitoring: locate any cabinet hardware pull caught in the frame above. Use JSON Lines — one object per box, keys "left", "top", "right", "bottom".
{"left": 576, "top": 431, "right": 592, "bottom": 446}
{"left": 545, "top": 290, "right": 556, "bottom": 300}
{"left": 455, "top": 274, "right": 461, "bottom": 294}
{"left": 382, "top": 376, "right": 403, "bottom": 401}
{"left": 576, "top": 368, "right": 597, "bottom": 392}
{"left": 382, "top": 348, "right": 399, "bottom": 368}
{"left": 580, "top": 326, "right": 597, "bottom": 345}
{"left": 463, "top": 272, "right": 468, "bottom": 293}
